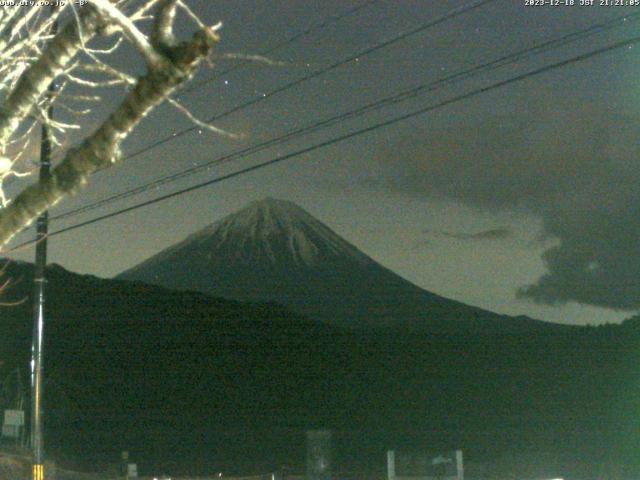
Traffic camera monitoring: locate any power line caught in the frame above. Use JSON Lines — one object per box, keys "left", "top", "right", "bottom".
{"left": 11, "top": 32, "right": 640, "bottom": 251}
{"left": 116, "top": 0, "right": 499, "bottom": 163}
{"left": 51, "top": 0, "right": 382, "bottom": 168}
{"left": 180, "top": 0, "right": 382, "bottom": 96}
{"left": 48, "top": 0, "right": 499, "bottom": 218}
{"left": 51, "top": 9, "right": 640, "bottom": 222}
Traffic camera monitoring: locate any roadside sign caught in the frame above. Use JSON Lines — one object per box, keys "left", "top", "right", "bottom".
{"left": 2, "top": 410, "right": 24, "bottom": 438}
{"left": 127, "top": 463, "right": 138, "bottom": 478}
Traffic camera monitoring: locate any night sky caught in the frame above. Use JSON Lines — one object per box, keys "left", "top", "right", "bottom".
{"left": 5, "top": 0, "right": 640, "bottom": 325}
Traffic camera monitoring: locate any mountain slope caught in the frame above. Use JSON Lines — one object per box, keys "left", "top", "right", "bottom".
{"left": 0, "top": 260, "right": 344, "bottom": 473}
{"left": 119, "top": 198, "right": 562, "bottom": 333}
{"left": 1, "top": 261, "right": 638, "bottom": 477}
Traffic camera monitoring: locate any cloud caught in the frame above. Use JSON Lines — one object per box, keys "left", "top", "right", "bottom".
{"left": 516, "top": 204, "right": 640, "bottom": 310}
{"left": 412, "top": 239, "right": 432, "bottom": 251}
{"left": 426, "top": 227, "right": 512, "bottom": 241}
{"left": 361, "top": 99, "right": 640, "bottom": 310}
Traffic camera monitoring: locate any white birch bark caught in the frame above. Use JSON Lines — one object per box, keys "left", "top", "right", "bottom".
{"left": 0, "top": 1, "right": 220, "bottom": 246}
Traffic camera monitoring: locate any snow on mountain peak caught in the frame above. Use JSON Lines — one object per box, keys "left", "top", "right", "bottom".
{"left": 150, "top": 198, "right": 373, "bottom": 269}
{"left": 211, "top": 197, "right": 373, "bottom": 267}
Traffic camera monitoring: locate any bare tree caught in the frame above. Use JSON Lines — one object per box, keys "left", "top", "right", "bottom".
{"left": 0, "top": 0, "right": 222, "bottom": 247}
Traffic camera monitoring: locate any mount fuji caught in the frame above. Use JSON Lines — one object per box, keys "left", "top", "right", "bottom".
{"left": 118, "top": 198, "right": 558, "bottom": 332}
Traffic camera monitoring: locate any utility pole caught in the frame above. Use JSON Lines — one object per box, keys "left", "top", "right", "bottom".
{"left": 31, "top": 9, "right": 57, "bottom": 480}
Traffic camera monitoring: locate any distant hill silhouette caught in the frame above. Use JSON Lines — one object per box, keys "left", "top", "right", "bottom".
{"left": 1, "top": 260, "right": 639, "bottom": 478}
{"left": 118, "top": 198, "right": 566, "bottom": 334}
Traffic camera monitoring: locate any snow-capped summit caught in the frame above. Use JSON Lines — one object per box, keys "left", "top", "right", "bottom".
{"left": 118, "top": 198, "right": 549, "bottom": 332}
{"left": 183, "top": 197, "right": 372, "bottom": 268}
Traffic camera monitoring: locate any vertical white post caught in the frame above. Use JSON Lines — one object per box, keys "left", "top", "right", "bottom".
{"left": 387, "top": 450, "right": 395, "bottom": 480}
{"left": 455, "top": 450, "right": 463, "bottom": 480}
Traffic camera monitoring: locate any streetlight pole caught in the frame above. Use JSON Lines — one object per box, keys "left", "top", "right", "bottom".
{"left": 31, "top": 10, "right": 57, "bottom": 480}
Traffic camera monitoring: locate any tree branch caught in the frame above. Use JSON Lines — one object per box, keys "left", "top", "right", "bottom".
{"left": 0, "top": 25, "right": 218, "bottom": 246}
{"left": 0, "top": 6, "right": 103, "bottom": 153}
{"left": 89, "top": 0, "right": 165, "bottom": 67}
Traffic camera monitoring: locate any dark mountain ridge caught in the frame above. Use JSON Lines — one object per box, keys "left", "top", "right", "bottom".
{"left": 1, "top": 261, "right": 639, "bottom": 478}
